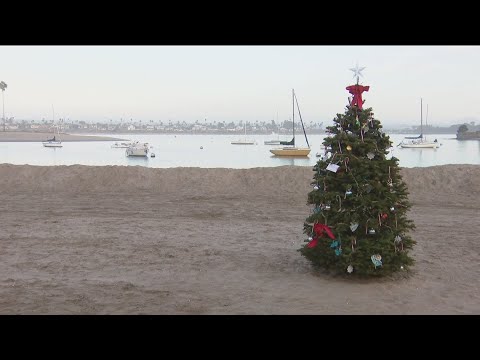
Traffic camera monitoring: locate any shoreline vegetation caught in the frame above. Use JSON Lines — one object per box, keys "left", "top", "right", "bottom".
{"left": 0, "top": 132, "right": 127, "bottom": 142}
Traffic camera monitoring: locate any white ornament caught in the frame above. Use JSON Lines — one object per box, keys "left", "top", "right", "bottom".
{"left": 313, "top": 185, "right": 319, "bottom": 190}
{"left": 347, "top": 265, "right": 354, "bottom": 274}
{"left": 367, "top": 152, "right": 375, "bottom": 160}
{"left": 326, "top": 163, "right": 340, "bottom": 173}
{"left": 350, "top": 222, "right": 359, "bottom": 232}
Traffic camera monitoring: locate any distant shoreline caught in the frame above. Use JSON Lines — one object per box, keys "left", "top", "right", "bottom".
{"left": 0, "top": 132, "right": 128, "bottom": 142}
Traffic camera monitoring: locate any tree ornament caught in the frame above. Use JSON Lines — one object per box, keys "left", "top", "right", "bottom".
{"left": 390, "top": 206, "right": 395, "bottom": 212}
{"left": 350, "top": 222, "right": 359, "bottom": 232}
{"left": 346, "top": 145, "right": 352, "bottom": 151}
{"left": 307, "top": 223, "right": 335, "bottom": 248}
{"left": 394, "top": 235, "right": 404, "bottom": 252}
{"left": 387, "top": 166, "right": 393, "bottom": 187}
{"left": 371, "top": 254, "right": 382, "bottom": 268}
{"left": 313, "top": 185, "right": 319, "bottom": 190}
{"left": 326, "top": 163, "right": 340, "bottom": 173}
{"left": 381, "top": 213, "right": 388, "bottom": 220}
{"left": 368, "top": 229, "right": 376, "bottom": 235}
{"left": 367, "top": 152, "right": 375, "bottom": 160}
{"left": 347, "top": 265, "right": 354, "bottom": 273}
{"left": 344, "top": 157, "right": 350, "bottom": 172}
{"left": 336, "top": 195, "right": 343, "bottom": 212}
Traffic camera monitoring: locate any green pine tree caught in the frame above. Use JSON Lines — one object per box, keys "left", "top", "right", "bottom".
{"left": 299, "top": 103, "right": 416, "bottom": 277}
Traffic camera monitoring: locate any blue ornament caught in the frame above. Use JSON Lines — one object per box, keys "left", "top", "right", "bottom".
{"left": 371, "top": 254, "right": 382, "bottom": 268}
{"left": 335, "top": 248, "right": 342, "bottom": 256}
{"left": 330, "top": 240, "right": 339, "bottom": 248}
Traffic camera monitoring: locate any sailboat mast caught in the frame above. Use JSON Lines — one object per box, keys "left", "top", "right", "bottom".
{"left": 425, "top": 104, "right": 429, "bottom": 134}
{"left": 420, "top": 98, "right": 423, "bottom": 138}
{"left": 294, "top": 91, "right": 310, "bottom": 148}
{"left": 292, "top": 89, "right": 295, "bottom": 146}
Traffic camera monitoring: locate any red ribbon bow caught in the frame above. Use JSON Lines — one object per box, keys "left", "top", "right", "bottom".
{"left": 307, "top": 223, "right": 335, "bottom": 248}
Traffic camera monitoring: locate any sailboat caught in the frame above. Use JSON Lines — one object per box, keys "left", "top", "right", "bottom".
{"left": 270, "top": 89, "right": 311, "bottom": 156}
{"left": 43, "top": 105, "right": 63, "bottom": 148}
{"left": 231, "top": 123, "right": 255, "bottom": 145}
{"left": 399, "top": 98, "right": 439, "bottom": 148}
{"left": 264, "top": 112, "right": 287, "bottom": 145}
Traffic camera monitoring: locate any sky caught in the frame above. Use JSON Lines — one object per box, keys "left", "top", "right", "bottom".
{"left": 0, "top": 45, "right": 479, "bottom": 128}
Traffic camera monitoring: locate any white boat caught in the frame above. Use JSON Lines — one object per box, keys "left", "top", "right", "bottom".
{"left": 264, "top": 132, "right": 289, "bottom": 145}
{"left": 111, "top": 141, "right": 133, "bottom": 148}
{"left": 43, "top": 106, "right": 63, "bottom": 148}
{"left": 264, "top": 139, "right": 282, "bottom": 145}
{"left": 399, "top": 99, "right": 439, "bottom": 149}
{"left": 270, "top": 89, "right": 311, "bottom": 157}
{"left": 125, "top": 141, "right": 149, "bottom": 157}
{"left": 43, "top": 139, "right": 63, "bottom": 148}
{"left": 231, "top": 123, "right": 256, "bottom": 145}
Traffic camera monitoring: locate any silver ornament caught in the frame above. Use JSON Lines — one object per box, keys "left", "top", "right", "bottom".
{"left": 350, "top": 222, "right": 359, "bottom": 232}
{"left": 368, "top": 229, "right": 376, "bottom": 235}
{"left": 347, "top": 265, "right": 354, "bottom": 274}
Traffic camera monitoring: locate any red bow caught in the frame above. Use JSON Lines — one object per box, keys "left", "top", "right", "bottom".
{"left": 307, "top": 223, "right": 335, "bottom": 248}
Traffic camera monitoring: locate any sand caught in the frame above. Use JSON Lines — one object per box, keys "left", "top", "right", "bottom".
{"left": 0, "top": 164, "right": 479, "bottom": 314}
{"left": 0, "top": 131, "right": 126, "bottom": 142}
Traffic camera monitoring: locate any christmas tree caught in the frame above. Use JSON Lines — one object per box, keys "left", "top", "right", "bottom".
{"left": 299, "top": 65, "right": 416, "bottom": 277}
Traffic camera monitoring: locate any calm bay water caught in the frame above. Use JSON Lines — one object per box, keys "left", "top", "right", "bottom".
{"left": 0, "top": 133, "right": 478, "bottom": 169}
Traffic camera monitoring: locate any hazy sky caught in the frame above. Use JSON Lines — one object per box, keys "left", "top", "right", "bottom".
{"left": 0, "top": 46, "right": 478, "bottom": 127}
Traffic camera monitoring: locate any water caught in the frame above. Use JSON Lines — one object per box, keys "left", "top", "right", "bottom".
{"left": 0, "top": 133, "right": 478, "bottom": 169}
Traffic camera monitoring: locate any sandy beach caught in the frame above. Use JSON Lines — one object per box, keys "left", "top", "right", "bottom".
{"left": 0, "top": 131, "right": 126, "bottom": 142}
{"left": 0, "top": 164, "right": 479, "bottom": 314}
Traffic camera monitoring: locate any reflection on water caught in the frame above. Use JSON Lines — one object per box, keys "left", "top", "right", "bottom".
{"left": 0, "top": 133, "right": 478, "bottom": 169}
{"left": 269, "top": 155, "right": 311, "bottom": 167}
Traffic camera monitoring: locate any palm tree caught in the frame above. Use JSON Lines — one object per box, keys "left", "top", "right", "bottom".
{"left": 0, "top": 81, "right": 7, "bottom": 132}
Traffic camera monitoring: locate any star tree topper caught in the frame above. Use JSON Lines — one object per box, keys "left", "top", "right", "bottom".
{"left": 346, "top": 63, "right": 369, "bottom": 110}
{"left": 349, "top": 62, "right": 365, "bottom": 84}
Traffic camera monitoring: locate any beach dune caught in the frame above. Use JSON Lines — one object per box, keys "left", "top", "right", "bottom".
{"left": 0, "top": 164, "right": 479, "bottom": 314}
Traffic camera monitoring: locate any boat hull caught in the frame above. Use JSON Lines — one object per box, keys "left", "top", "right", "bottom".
{"left": 400, "top": 142, "right": 439, "bottom": 148}
{"left": 126, "top": 147, "right": 148, "bottom": 157}
{"left": 231, "top": 141, "right": 255, "bottom": 145}
{"left": 43, "top": 141, "right": 63, "bottom": 148}
{"left": 270, "top": 147, "right": 311, "bottom": 156}
{"left": 264, "top": 140, "right": 282, "bottom": 145}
